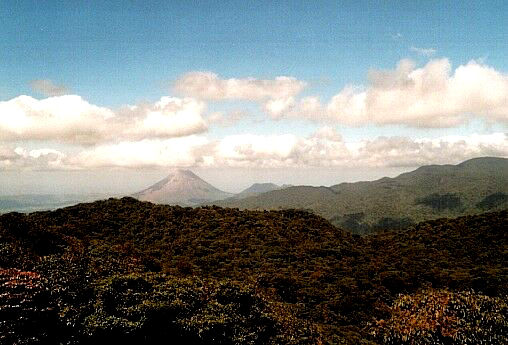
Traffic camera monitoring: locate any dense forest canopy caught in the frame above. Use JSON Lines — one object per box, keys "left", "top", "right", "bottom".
{"left": 214, "top": 157, "right": 508, "bottom": 234}
{"left": 0, "top": 198, "right": 506, "bottom": 344}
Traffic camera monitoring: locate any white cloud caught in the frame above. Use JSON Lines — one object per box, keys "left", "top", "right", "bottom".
{"left": 119, "top": 97, "right": 207, "bottom": 140}
{"left": 0, "top": 146, "right": 18, "bottom": 160}
{"left": 0, "top": 95, "right": 114, "bottom": 144}
{"left": 210, "top": 131, "right": 507, "bottom": 168}
{"left": 273, "top": 58, "right": 508, "bottom": 127}
{"left": 2, "top": 61, "right": 507, "bottom": 173}
{"left": 174, "top": 71, "right": 306, "bottom": 101}
{"left": 214, "top": 134, "right": 299, "bottom": 167}
{"left": 30, "top": 79, "right": 69, "bottom": 97}
{"left": 0, "top": 95, "right": 207, "bottom": 145}
{"left": 206, "top": 110, "right": 246, "bottom": 127}
{"left": 355, "top": 133, "right": 508, "bottom": 167}
{"left": 410, "top": 46, "right": 437, "bottom": 57}
{"left": 0, "top": 145, "right": 67, "bottom": 170}
{"left": 69, "top": 136, "right": 210, "bottom": 168}
{"left": 2, "top": 131, "right": 506, "bottom": 170}
{"left": 263, "top": 97, "right": 296, "bottom": 118}
{"left": 206, "top": 130, "right": 349, "bottom": 168}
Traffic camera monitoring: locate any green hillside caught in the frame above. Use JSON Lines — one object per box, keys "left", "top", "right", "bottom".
{"left": 0, "top": 198, "right": 506, "bottom": 344}
{"left": 215, "top": 157, "right": 508, "bottom": 233}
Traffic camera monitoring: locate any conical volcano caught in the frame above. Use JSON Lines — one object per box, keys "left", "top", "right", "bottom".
{"left": 133, "top": 169, "right": 233, "bottom": 206}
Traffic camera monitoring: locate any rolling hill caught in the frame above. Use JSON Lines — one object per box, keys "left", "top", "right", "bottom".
{"left": 214, "top": 157, "right": 508, "bottom": 233}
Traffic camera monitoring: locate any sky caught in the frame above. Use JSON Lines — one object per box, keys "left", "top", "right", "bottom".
{"left": 0, "top": 1, "right": 507, "bottom": 194}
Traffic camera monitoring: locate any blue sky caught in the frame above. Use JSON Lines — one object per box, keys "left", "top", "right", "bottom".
{"left": 0, "top": 1, "right": 507, "bottom": 193}
{"left": 3, "top": 1, "right": 507, "bottom": 104}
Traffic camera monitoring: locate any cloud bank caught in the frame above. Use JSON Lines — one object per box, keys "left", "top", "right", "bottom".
{"left": 0, "top": 146, "right": 68, "bottom": 170}
{"left": 3, "top": 130, "right": 505, "bottom": 171}
{"left": 0, "top": 95, "right": 207, "bottom": 145}
{"left": 173, "top": 60, "right": 507, "bottom": 128}
{"left": 1, "top": 57, "right": 507, "bottom": 173}
{"left": 269, "top": 58, "right": 508, "bottom": 127}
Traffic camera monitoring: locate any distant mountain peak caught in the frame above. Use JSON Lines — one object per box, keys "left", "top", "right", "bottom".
{"left": 133, "top": 169, "right": 232, "bottom": 206}
{"left": 158, "top": 168, "right": 200, "bottom": 181}
{"left": 230, "top": 182, "right": 283, "bottom": 200}
{"left": 165, "top": 168, "right": 198, "bottom": 175}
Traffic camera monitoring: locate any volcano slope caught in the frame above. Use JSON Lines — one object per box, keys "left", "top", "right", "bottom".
{"left": 0, "top": 197, "right": 506, "bottom": 344}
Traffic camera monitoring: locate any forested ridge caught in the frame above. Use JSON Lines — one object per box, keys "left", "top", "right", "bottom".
{"left": 0, "top": 197, "right": 506, "bottom": 344}
{"left": 214, "top": 157, "right": 508, "bottom": 234}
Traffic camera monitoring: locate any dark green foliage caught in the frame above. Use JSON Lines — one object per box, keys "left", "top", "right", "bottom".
{"left": 332, "top": 214, "right": 415, "bottom": 234}
{"left": 214, "top": 157, "right": 508, "bottom": 234}
{"left": 82, "top": 273, "right": 317, "bottom": 345}
{"left": 0, "top": 198, "right": 506, "bottom": 344}
{"left": 332, "top": 213, "right": 370, "bottom": 234}
{"left": 476, "top": 192, "right": 508, "bottom": 210}
{"left": 415, "top": 193, "right": 463, "bottom": 211}
{"left": 371, "top": 217, "right": 414, "bottom": 232}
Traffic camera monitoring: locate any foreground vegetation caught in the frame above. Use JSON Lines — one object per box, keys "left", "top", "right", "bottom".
{"left": 0, "top": 198, "right": 506, "bottom": 344}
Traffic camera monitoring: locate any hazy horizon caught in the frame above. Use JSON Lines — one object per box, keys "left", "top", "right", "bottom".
{"left": 1, "top": 156, "right": 506, "bottom": 196}
{"left": 1, "top": 165, "right": 414, "bottom": 196}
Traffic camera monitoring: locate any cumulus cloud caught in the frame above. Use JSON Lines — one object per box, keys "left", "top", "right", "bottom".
{"left": 30, "top": 79, "right": 70, "bottom": 97}
{"left": 3, "top": 131, "right": 506, "bottom": 170}
{"left": 271, "top": 58, "right": 508, "bottom": 127}
{"left": 206, "top": 110, "right": 247, "bottom": 127}
{"left": 69, "top": 136, "right": 211, "bottom": 169}
{"left": 174, "top": 71, "right": 306, "bottom": 101}
{"left": 211, "top": 131, "right": 507, "bottom": 168}
{"left": 2, "top": 61, "right": 507, "bottom": 173}
{"left": 214, "top": 134, "right": 299, "bottom": 167}
{"left": 0, "top": 95, "right": 114, "bottom": 144}
{"left": 0, "top": 95, "right": 207, "bottom": 145}
{"left": 354, "top": 133, "right": 508, "bottom": 167}
{"left": 0, "top": 145, "right": 67, "bottom": 170}
{"left": 263, "top": 97, "right": 297, "bottom": 118}
{"left": 410, "top": 46, "right": 437, "bottom": 57}
{"left": 117, "top": 97, "right": 207, "bottom": 140}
